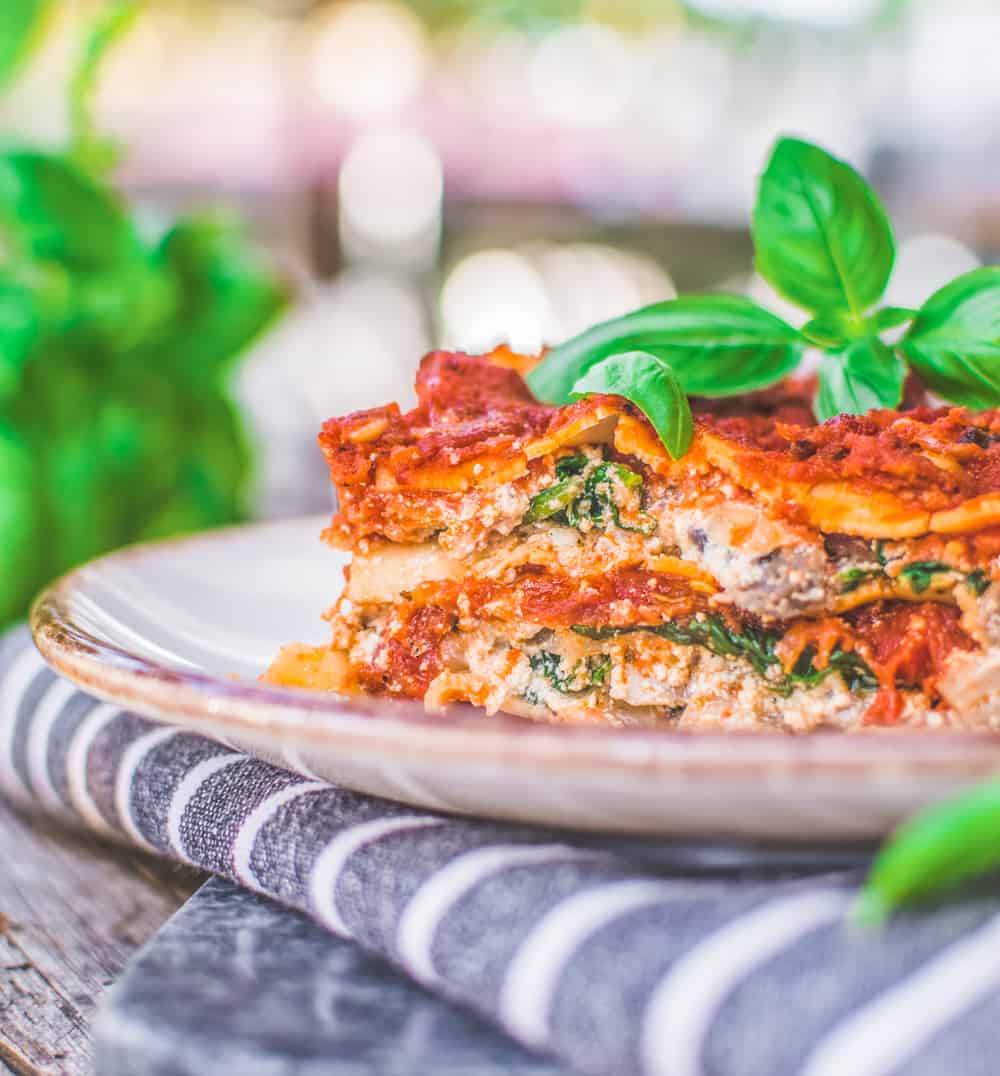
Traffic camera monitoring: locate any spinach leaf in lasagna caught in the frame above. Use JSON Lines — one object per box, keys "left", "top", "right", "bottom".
{"left": 571, "top": 615, "right": 879, "bottom": 697}
{"left": 898, "top": 560, "right": 955, "bottom": 594}
{"left": 836, "top": 566, "right": 885, "bottom": 593}
{"left": 528, "top": 651, "right": 611, "bottom": 695}
{"left": 967, "top": 569, "right": 991, "bottom": 596}
{"left": 524, "top": 455, "right": 654, "bottom": 533}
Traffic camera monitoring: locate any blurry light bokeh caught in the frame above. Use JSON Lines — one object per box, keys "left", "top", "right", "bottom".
{"left": 692, "top": 0, "right": 882, "bottom": 26}
{"left": 903, "top": 2, "right": 1000, "bottom": 145}
{"left": 338, "top": 130, "right": 443, "bottom": 266}
{"left": 529, "top": 23, "right": 634, "bottom": 129}
{"left": 309, "top": 1, "right": 428, "bottom": 120}
{"left": 884, "top": 235, "right": 981, "bottom": 309}
{"left": 441, "top": 249, "right": 551, "bottom": 354}
{"left": 442, "top": 242, "right": 677, "bottom": 354}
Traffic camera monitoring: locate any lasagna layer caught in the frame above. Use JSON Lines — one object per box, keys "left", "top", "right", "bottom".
{"left": 266, "top": 587, "right": 981, "bottom": 730}
{"left": 336, "top": 447, "right": 1000, "bottom": 625}
{"left": 322, "top": 350, "right": 1000, "bottom": 543}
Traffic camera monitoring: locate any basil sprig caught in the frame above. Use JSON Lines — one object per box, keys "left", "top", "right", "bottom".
{"left": 528, "top": 137, "right": 1000, "bottom": 457}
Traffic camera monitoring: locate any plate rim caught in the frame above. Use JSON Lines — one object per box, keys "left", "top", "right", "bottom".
{"left": 28, "top": 516, "right": 1000, "bottom": 785}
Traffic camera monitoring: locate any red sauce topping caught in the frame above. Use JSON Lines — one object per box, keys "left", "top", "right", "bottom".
{"left": 355, "top": 602, "right": 456, "bottom": 697}
{"left": 320, "top": 349, "right": 1000, "bottom": 518}
{"left": 846, "top": 603, "right": 974, "bottom": 724}
{"left": 457, "top": 566, "right": 706, "bottom": 628}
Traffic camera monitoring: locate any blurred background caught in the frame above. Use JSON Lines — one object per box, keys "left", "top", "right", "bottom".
{"left": 2, "top": 0, "right": 999, "bottom": 622}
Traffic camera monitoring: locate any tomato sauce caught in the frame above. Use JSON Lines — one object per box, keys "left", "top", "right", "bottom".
{"left": 355, "top": 602, "right": 456, "bottom": 697}
{"left": 455, "top": 566, "right": 707, "bottom": 628}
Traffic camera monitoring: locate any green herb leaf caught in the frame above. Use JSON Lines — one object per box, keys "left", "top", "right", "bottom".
{"left": 0, "top": 151, "right": 140, "bottom": 267}
{"left": 554, "top": 454, "right": 587, "bottom": 478}
{"left": 572, "top": 616, "right": 878, "bottom": 696}
{"left": 69, "top": 0, "right": 141, "bottom": 174}
{"left": 524, "top": 455, "right": 653, "bottom": 533}
{"left": 588, "top": 654, "right": 611, "bottom": 686}
{"left": 857, "top": 781, "right": 1000, "bottom": 924}
{"left": 753, "top": 137, "right": 894, "bottom": 317}
{"left": 0, "top": 274, "right": 46, "bottom": 399}
{"left": 866, "top": 306, "right": 916, "bottom": 334}
{"left": 527, "top": 294, "right": 803, "bottom": 405}
{"left": 528, "top": 651, "right": 609, "bottom": 695}
{"left": 0, "top": 0, "right": 49, "bottom": 92}
{"left": 524, "top": 475, "right": 584, "bottom": 524}
{"left": 815, "top": 337, "right": 906, "bottom": 421}
{"left": 967, "top": 569, "right": 991, "bottom": 596}
{"left": 570, "top": 351, "right": 693, "bottom": 460}
{"left": 899, "top": 268, "right": 1000, "bottom": 409}
{"left": 898, "top": 560, "right": 954, "bottom": 594}
{"left": 836, "top": 566, "right": 885, "bottom": 593}
{"left": 0, "top": 423, "right": 39, "bottom": 622}
{"left": 801, "top": 314, "right": 849, "bottom": 349}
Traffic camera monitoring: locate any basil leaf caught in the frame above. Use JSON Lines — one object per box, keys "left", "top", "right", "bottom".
{"left": 815, "top": 338, "right": 906, "bottom": 421}
{"left": 866, "top": 306, "right": 915, "bottom": 333}
{"left": 898, "top": 560, "right": 954, "bottom": 594}
{"left": 0, "top": 151, "right": 140, "bottom": 267}
{"left": 801, "top": 314, "right": 849, "bottom": 349}
{"left": 528, "top": 294, "right": 802, "bottom": 405}
{"left": 967, "top": 569, "right": 990, "bottom": 596}
{"left": 857, "top": 781, "right": 1000, "bottom": 924}
{"left": 899, "top": 268, "right": 1000, "bottom": 409}
{"left": 570, "top": 351, "right": 693, "bottom": 459}
{"left": 753, "top": 138, "right": 894, "bottom": 317}
{"left": 0, "top": 0, "right": 48, "bottom": 91}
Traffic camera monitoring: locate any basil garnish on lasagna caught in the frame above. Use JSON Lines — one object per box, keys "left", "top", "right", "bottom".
{"left": 264, "top": 347, "right": 1000, "bottom": 731}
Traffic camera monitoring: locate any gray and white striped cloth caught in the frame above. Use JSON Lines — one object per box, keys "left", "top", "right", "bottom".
{"left": 4, "top": 624, "right": 1000, "bottom": 1076}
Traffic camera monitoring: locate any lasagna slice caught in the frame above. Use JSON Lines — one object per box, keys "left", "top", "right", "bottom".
{"left": 264, "top": 347, "right": 1000, "bottom": 731}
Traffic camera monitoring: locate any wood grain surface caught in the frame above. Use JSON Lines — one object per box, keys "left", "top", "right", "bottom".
{"left": 0, "top": 798, "right": 201, "bottom": 1076}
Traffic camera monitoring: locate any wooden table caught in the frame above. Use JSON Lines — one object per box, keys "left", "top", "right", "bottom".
{"left": 0, "top": 798, "right": 203, "bottom": 1075}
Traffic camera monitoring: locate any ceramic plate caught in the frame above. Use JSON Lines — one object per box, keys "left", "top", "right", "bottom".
{"left": 30, "top": 515, "right": 1000, "bottom": 842}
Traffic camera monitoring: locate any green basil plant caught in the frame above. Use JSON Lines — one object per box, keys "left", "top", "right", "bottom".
{"left": 0, "top": 1, "right": 287, "bottom": 625}
{"left": 529, "top": 137, "right": 1000, "bottom": 459}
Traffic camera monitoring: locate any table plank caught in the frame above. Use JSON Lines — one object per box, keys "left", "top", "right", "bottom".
{"left": 0, "top": 798, "right": 201, "bottom": 1076}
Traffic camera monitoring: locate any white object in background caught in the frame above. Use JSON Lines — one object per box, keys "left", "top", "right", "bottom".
{"left": 308, "top": 1, "right": 428, "bottom": 121}
{"left": 338, "top": 130, "right": 443, "bottom": 269}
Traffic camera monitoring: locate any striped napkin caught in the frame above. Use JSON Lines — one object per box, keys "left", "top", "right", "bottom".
{"left": 5, "top": 624, "right": 1000, "bottom": 1076}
